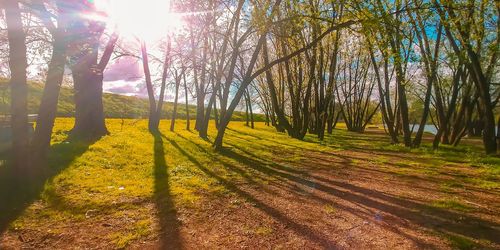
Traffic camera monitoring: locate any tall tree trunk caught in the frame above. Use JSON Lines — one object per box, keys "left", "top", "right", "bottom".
{"left": 140, "top": 42, "right": 157, "bottom": 132}
{"left": 367, "top": 41, "right": 398, "bottom": 143}
{"left": 248, "top": 93, "right": 254, "bottom": 129}
{"left": 411, "top": 19, "right": 442, "bottom": 147}
{"left": 5, "top": 0, "right": 29, "bottom": 178}
{"left": 170, "top": 71, "right": 180, "bottom": 132}
{"left": 151, "top": 38, "right": 171, "bottom": 131}
{"left": 468, "top": 54, "right": 497, "bottom": 154}
{"left": 213, "top": 97, "right": 219, "bottom": 129}
{"left": 327, "top": 99, "right": 335, "bottom": 134}
{"left": 435, "top": 2, "right": 498, "bottom": 154}
{"left": 262, "top": 41, "right": 296, "bottom": 137}
{"left": 183, "top": 72, "right": 190, "bottom": 131}
{"left": 245, "top": 90, "right": 254, "bottom": 129}
{"left": 32, "top": 29, "right": 67, "bottom": 162}
{"left": 195, "top": 86, "right": 204, "bottom": 131}
{"left": 245, "top": 93, "right": 249, "bottom": 127}
{"left": 433, "top": 66, "right": 462, "bottom": 149}
{"left": 213, "top": 32, "right": 268, "bottom": 150}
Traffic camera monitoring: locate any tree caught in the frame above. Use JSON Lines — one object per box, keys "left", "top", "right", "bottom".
{"left": 5, "top": 0, "right": 29, "bottom": 178}
{"left": 65, "top": 0, "right": 118, "bottom": 139}
{"left": 31, "top": 1, "right": 70, "bottom": 163}
{"left": 170, "top": 67, "right": 185, "bottom": 132}
{"left": 213, "top": 0, "right": 356, "bottom": 150}
{"left": 434, "top": 0, "right": 498, "bottom": 154}
{"left": 335, "top": 39, "right": 379, "bottom": 132}
{"left": 407, "top": 3, "right": 443, "bottom": 147}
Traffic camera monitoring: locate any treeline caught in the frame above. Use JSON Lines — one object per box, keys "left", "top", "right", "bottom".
{"left": 0, "top": 0, "right": 498, "bottom": 180}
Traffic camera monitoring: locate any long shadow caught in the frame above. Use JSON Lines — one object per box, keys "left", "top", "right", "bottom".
{"left": 178, "top": 135, "right": 441, "bottom": 247}
{"left": 0, "top": 134, "right": 94, "bottom": 234}
{"left": 173, "top": 132, "right": 293, "bottom": 196}
{"left": 163, "top": 136, "right": 339, "bottom": 249}
{"left": 225, "top": 140, "right": 307, "bottom": 174}
{"left": 228, "top": 135, "right": 489, "bottom": 197}
{"left": 214, "top": 142, "right": 439, "bottom": 248}
{"left": 174, "top": 129, "right": 499, "bottom": 247}
{"left": 211, "top": 127, "right": 500, "bottom": 246}
{"left": 173, "top": 133, "right": 268, "bottom": 188}
{"left": 151, "top": 132, "right": 182, "bottom": 249}
{"left": 221, "top": 148, "right": 500, "bottom": 246}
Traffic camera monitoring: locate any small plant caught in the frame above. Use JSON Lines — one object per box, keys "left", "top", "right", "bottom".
{"left": 324, "top": 204, "right": 336, "bottom": 214}
{"left": 255, "top": 226, "right": 273, "bottom": 235}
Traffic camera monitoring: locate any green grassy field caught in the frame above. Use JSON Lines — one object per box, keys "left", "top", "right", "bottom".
{"left": 0, "top": 80, "right": 264, "bottom": 121}
{"left": 0, "top": 119, "right": 499, "bottom": 249}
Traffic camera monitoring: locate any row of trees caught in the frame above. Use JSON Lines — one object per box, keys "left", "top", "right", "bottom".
{"left": 166, "top": 0, "right": 498, "bottom": 152}
{"left": 1, "top": 0, "right": 498, "bottom": 179}
{"left": 2, "top": 0, "right": 116, "bottom": 179}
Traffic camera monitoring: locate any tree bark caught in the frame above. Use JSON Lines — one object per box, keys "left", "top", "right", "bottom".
{"left": 435, "top": 1, "right": 497, "bottom": 154}
{"left": 183, "top": 72, "right": 190, "bottom": 131}
{"left": 170, "top": 70, "right": 180, "bottom": 132}
{"left": 32, "top": 28, "right": 67, "bottom": 162}
{"left": 140, "top": 42, "right": 157, "bottom": 132}
{"left": 5, "top": 0, "right": 29, "bottom": 178}
{"left": 67, "top": 4, "right": 110, "bottom": 139}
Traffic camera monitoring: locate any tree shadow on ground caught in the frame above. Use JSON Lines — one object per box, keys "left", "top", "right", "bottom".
{"left": 163, "top": 135, "right": 340, "bottom": 249}
{"left": 151, "top": 131, "right": 182, "bottom": 249}
{"left": 171, "top": 130, "right": 499, "bottom": 248}
{"left": 0, "top": 134, "right": 95, "bottom": 233}
{"left": 223, "top": 146, "right": 500, "bottom": 247}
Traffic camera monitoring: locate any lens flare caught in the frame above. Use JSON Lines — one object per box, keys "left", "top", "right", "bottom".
{"left": 95, "top": 0, "right": 184, "bottom": 42}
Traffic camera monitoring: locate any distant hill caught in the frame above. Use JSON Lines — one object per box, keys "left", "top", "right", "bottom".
{"left": 0, "top": 79, "right": 264, "bottom": 121}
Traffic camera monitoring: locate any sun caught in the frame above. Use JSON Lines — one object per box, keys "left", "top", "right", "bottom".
{"left": 96, "top": 0, "right": 183, "bottom": 42}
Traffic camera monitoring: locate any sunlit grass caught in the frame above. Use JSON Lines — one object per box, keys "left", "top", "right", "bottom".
{"left": 0, "top": 80, "right": 264, "bottom": 121}
{"left": 431, "top": 199, "right": 473, "bottom": 212}
{"left": 5, "top": 118, "right": 499, "bottom": 248}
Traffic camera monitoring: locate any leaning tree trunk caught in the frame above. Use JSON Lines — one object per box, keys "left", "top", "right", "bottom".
{"left": 140, "top": 42, "right": 158, "bottom": 132}
{"left": 32, "top": 29, "right": 67, "bottom": 162}
{"left": 150, "top": 40, "right": 171, "bottom": 131}
{"left": 436, "top": 4, "right": 497, "bottom": 154}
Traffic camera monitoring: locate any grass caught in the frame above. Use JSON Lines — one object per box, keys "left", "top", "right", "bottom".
{"left": 431, "top": 199, "right": 473, "bottom": 212}
{"left": 0, "top": 79, "right": 264, "bottom": 121}
{"left": 109, "top": 219, "right": 152, "bottom": 248}
{"left": 445, "top": 234, "right": 477, "bottom": 250}
{"left": 1, "top": 118, "right": 499, "bottom": 248}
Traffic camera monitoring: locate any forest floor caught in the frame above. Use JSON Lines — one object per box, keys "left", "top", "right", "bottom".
{"left": 1, "top": 119, "right": 499, "bottom": 249}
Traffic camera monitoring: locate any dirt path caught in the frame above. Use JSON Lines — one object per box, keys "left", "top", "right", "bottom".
{"left": 136, "top": 149, "right": 499, "bottom": 249}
